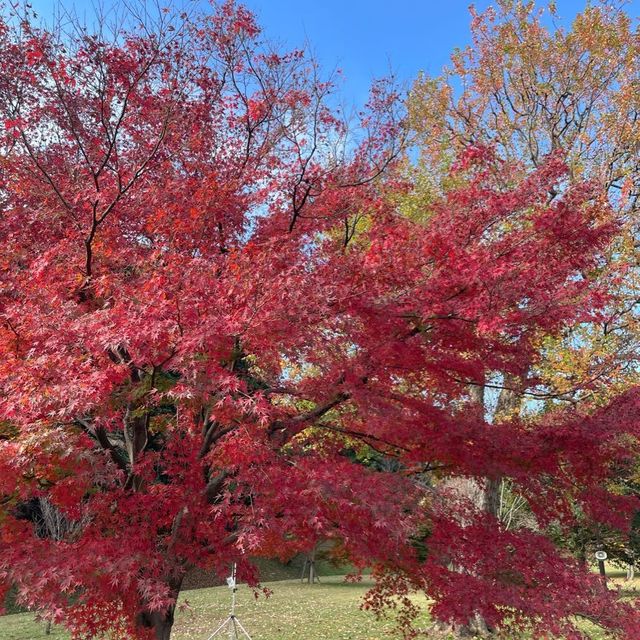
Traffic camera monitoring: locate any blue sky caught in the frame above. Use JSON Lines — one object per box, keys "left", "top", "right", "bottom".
{"left": 27, "top": 0, "right": 640, "bottom": 108}
{"left": 246, "top": 0, "right": 639, "bottom": 107}
{"left": 248, "top": 0, "right": 498, "bottom": 106}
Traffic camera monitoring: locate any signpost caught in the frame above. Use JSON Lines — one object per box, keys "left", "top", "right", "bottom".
{"left": 595, "top": 550, "right": 607, "bottom": 589}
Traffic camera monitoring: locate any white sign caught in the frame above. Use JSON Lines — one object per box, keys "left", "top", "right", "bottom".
{"left": 595, "top": 550, "right": 607, "bottom": 561}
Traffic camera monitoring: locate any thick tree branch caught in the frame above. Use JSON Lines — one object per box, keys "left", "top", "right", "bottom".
{"left": 75, "top": 418, "right": 128, "bottom": 475}
{"left": 267, "top": 392, "right": 351, "bottom": 448}
{"left": 205, "top": 471, "right": 229, "bottom": 504}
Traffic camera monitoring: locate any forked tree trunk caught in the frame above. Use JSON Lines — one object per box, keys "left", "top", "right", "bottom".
{"left": 301, "top": 544, "right": 321, "bottom": 584}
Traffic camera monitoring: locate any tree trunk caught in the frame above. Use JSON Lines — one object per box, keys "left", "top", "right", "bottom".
{"left": 301, "top": 545, "right": 321, "bottom": 584}
{"left": 436, "top": 376, "right": 525, "bottom": 637}
{"left": 137, "top": 575, "right": 183, "bottom": 640}
{"left": 467, "top": 382, "right": 506, "bottom": 520}
{"left": 451, "top": 376, "right": 522, "bottom": 637}
{"left": 483, "top": 477, "right": 501, "bottom": 517}
{"left": 430, "top": 617, "right": 491, "bottom": 639}
{"left": 493, "top": 375, "right": 520, "bottom": 423}
{"left": 627, "top": 564, "right": 635, "bottom": 581}
{"left": 138, "top": 605, "right": 176, "bottom": 640}
{"left": 155, "top": 612, "right": 175, "bottom": 640}
{"left": 151, "top": 611, "right": 174, "bottom": 640}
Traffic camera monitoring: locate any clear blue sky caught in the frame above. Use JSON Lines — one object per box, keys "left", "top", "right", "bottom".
{"left": 28, "top": 0, "right": 640, "bottom": 108}
{"left": 246, "top": 0, "right": 639, "bottom": 106}
{"left": 247, "top": 0, "right": 498, "bottom": 105}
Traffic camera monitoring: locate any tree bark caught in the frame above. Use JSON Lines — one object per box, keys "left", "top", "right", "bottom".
{"left": 301, "top": 544, "right": 321, "bottom": 584}
{"left": 150, "top": 610, "right": 174, "bottom": 640}
{"left": 434, "top": 376, "right": 525, "bottom": 637}
{"left": 489, "top": 373, "right": 522, "bottom": 521}
{"left": 483, "top": 477, "right": 501, "bottom": 518}
{"left": 626, "top": 564, "right": 635, "bottom": 581}
{"left": 468, "top": 383, "right": 504, "bottom": 518}
{"left": 137, "top": 607, "right": 176, "bottom": 640}
{"left": 137, "top": 575, "right": 183, "bottom": 640}
{"left": 450, "top": 376, "right": 522, "bottom": 637}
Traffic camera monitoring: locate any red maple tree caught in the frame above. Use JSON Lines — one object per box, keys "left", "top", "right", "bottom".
{"left": 1, "top": 3, "right": 639, "bottom": 639}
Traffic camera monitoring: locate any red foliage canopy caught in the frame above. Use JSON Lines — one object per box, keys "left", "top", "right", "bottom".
{"left": 0, "top": 3, "right": 638, "bottom": 639}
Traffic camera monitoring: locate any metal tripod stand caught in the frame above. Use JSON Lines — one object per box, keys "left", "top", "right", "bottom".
{"left": 206, "top": 563, "right": 253, "bottom": 640}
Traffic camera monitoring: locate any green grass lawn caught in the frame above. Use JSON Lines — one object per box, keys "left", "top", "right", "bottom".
{"left": 0, "top": 576, "right": 431, "bottom": 640}
{"left": 1, "top": 571, "right": 636, "bottom": 639}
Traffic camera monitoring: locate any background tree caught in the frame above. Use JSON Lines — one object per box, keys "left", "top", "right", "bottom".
{"left": 406, "top": 0, "right": 640, "bottom": 520}
{"left": 406, "top": 0, "right": 640, "bottom": 401}
{"left": 402, "top": 1, "right": 640, "bottom": 633}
